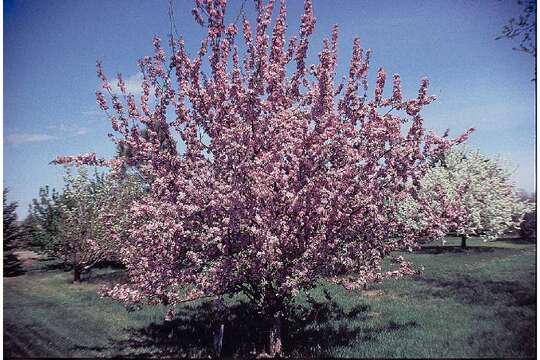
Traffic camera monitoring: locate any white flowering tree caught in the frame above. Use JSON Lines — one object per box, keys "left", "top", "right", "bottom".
{"left": 417, "top": 146, "right": 533, "bottom": 248}
{"left": 56, "top": 167, "right": 143, "bottom": 282}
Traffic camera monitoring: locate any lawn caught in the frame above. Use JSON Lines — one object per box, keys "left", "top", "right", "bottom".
{"left": 3, "top": 237, "right": 536, "bottom": 358}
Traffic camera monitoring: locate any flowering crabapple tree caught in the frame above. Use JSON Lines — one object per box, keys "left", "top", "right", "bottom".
{"left": 52, "top": 167, "right": 143, "bottom": 282}
{"left": 55, "top": 0, "right": 472, "bottom": 354}
{"left": 416, "top": 146, "right": 533, "bottom": 248}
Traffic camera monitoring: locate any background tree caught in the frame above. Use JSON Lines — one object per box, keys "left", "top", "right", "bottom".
{"left": 52, "top": 167, "right": 112, "bottom": 282}
{"left": 520, "top": 211, "right": 536, "bottom": 240}
{"left": 97, "top": 172, "right": 146, "bottom": 261}
{"left": 517, "top": 190, "right": 536, "bottom": 240}
{"left": 53, "top": 166, "right": 144, "bottom": 282}
{"left": 23, "top": 186, "right": 63, "bottom": 251}
{"left": 418, "top": 146, "right": 533, "bottom": 248}
{"left": 3, "top": 189, "right": 24, "bottom": 276}
{"left": 496, "top": 0, "right": 536, "bottom": 80}
{"left": 497, "top": 0, "right": 536, "bottom": 57}
{"left": 55, "top": 0, "right": 471, "bottom": 355}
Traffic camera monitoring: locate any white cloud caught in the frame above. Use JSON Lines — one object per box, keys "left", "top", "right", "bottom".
{"left": 124, "top": 73, "right": 144, "bottom": 95}
{"left": 74, "top": 127, "right": 89, "bottom": 135}
{"left": 8, "top": 124, "right": 91, "bottom": 146}
{"left": 105, "top": 72, "right": 144, "bottom": 96}
{"left": 48, "top": 123, "right": 90, "bottom": 137}
{"left": 6, "top": 132, "right": 57, "bottom": 145}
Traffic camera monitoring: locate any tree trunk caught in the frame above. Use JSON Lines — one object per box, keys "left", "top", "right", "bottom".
{"left": 268, "top": 316, "right": 282, "bottom": 357}
{"left": 213, "top": 323, "right": 224, "bottom": 356}
{"left": 73, "top": 266, "right": 81, "bottom": 283}
{"left": 461, "top": 234, "right": 467, "bottom": 249}
{"left": 73, "top": 265, "right": 81, "bottom": 283}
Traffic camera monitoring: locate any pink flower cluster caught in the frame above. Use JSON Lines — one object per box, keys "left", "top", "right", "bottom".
{"left": 52, "top": 152, "right": 107, "bottom": 167}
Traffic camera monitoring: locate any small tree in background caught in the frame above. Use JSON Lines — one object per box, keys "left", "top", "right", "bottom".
{"left": 418, "top": 146, "right": 533, "bottom": 248}
{"left": 54, "top": 167, "right": 144, "bottom": 282}
{"left": 518, "top": 190, "right": 536, "bottom": 240}
{"left": 23, "top": 186, "right": 63, "bottom": 251}
{"left": 520, "top": 211, "right": 536, "bottom": 240}
{"left": 3, "top": 189, "right": 24, "bottom": 276}
{"left": 53, "top": 167, "right": 111, "bottom": 282}
{"left": 55, "top": 0, "right": 472, "bottom": 354}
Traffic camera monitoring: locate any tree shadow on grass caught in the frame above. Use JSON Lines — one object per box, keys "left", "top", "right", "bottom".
{"left": 3, "top": 252, "right": 25, "bottom": 277}
{"left": 495, "top": 237, "right": 535, "bottom": 245}
{"left": 35, "top": 259, "right": 66, "bottom": 272}
{"left": 76, "top": 298, "right": 383, "bottom": 358}
{"left": 359, "top": 320, "right": 419, "bottom": 342}
{"left": 414, "top": 274, "right": 535, "bottom": 357}
{"left": 416, "top": 245, "right": 510, "bottom": 255}
{"left": 84, "top": 268, "right": 127, "bottom": 285}
{"left": 416, "top": 274, "right": 535, "bottom": 307}
{"left": 86, "top": 262, "right": 126, "bottom": 283}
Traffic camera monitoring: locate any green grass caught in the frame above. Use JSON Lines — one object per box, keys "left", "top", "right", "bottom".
{"left": 4, "top": 237, "right": 536, "bottom": 358}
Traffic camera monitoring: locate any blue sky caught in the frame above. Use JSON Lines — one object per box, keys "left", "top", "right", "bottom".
{"left": 4, "top": 0, "right": 536, "bottom": 218}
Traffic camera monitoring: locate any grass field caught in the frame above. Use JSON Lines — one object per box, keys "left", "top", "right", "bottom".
{"left": 3, "top": 237, "right": 536, "bottom": 358}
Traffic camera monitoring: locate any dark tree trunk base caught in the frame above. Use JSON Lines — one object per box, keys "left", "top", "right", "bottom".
{"left": 268, "top": 316, "right": 282, "bottom": 357}
{"left": 73, "top": 267, "right": 81, "bottom": 283}
{"left": 213, "top": 323, "right": 224, "bottom": 356}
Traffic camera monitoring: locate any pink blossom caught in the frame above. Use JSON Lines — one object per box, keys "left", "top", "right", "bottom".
{"left": 192, "top": 8, "right": 204, "bottom": 26}
{"left": 374, "top": 67, "right": 386, "bottom": 103}
{"left": 96, "top": 91, "right": 109, "bottom": 111}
